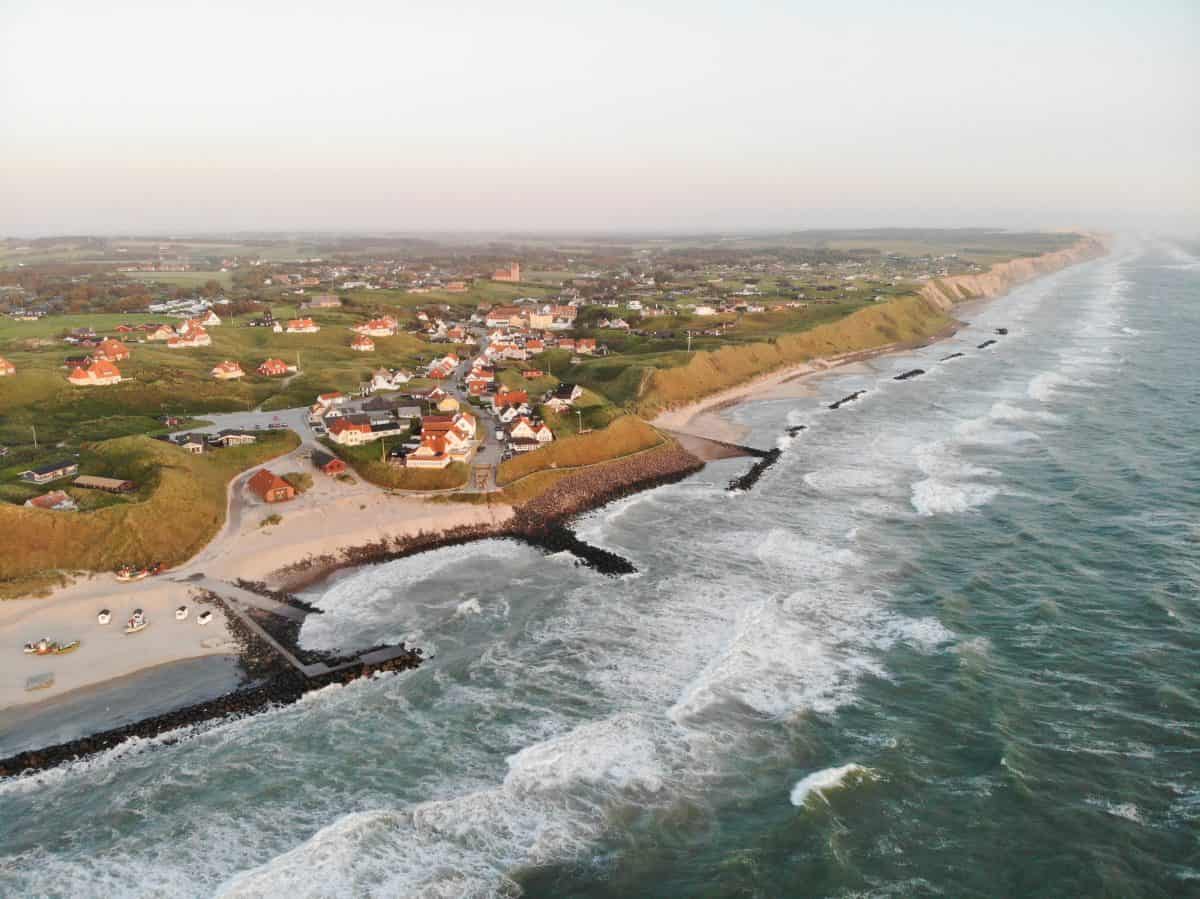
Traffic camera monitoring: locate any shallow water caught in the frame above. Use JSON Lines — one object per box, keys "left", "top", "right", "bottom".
{"left": 1, "top": 238, "right": 1197, "bottom": 897}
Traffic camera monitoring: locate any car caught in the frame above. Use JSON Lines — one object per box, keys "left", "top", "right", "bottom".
{"left": 268, "top": 423, "right": 287, "bottom": 429}
{"left": 495, "top": 430, "right": 505, "bottom": 441}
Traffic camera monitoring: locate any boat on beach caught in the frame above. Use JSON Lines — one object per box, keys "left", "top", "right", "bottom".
{"left": 197, "top": 610, "right": 214, "bottom": 625}
{"left": 98, "top": 609, "right": 112, "bottom": 625}
{"left": 22, "top": 638, "right": 81, "bottom": 655}
{"left": 175, "top": 605, "right": 189, "bottom": 621}
{"left": 114, "top": 562, "right": 163, "bottom": 583}
{"left": 125, "top": 610, "right": 149, "bottom": 634}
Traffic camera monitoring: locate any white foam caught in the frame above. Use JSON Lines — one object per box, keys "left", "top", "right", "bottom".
{"left": 790, "top": 763, "right": 875, "bottom": 807}
{"left": 1027, "top": 371, "right": 1075, "bottom": 403}
{"left": 911, "top": 479, "right": 998, "bottom": 516}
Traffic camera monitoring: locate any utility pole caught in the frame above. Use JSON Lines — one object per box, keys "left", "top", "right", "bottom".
{"left": 687, "top": 330, "right": 692, "bottom": 352}
{"left": 31, "top": 424, "right": 38, "bottom": 449}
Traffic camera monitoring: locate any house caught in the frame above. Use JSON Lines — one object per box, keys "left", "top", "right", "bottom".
{"left": 146, "top": 324, "right": 177, "bottom": 341}
{"left": 24, "top": 490, "right": 77, "bottom": 512}
{"left": 405, "top": 433, "right": 451, "bottom": 468}
{"left": 317, "top": 391, "right": 347, "bottom": 407}
{"left": 492, "top": 388, "right": 529, "bottom": 412}
{"left": 436, "top": 395, "right": 460, "bottom": 413}
{"left": 311, "top": 450, "right": 347, "bottom": 476}
{"left": 286, "top": 318, "right": 320, "bottom": 333}
{"left": 303, "top": 294, "right": 341, "bottom": 309}
{"left": 167, "top": 323, "right": 211, "bottom": 348}
{"left": 211, "top": 360, "right": 245, "bottom": 380}
{"left": 370, "top": 368, "right": 412, "bottom": 391}
{"left": 326, "top": 415, "right": 374, "bottom": 446}
{"left": 73, "top": 475, "right": 135, "bottom": 493}
{"left": 509, "top": 417, "right": 554, "bottom": 444}
{"left": 67, "top": 360, "right": 122, "bottom": 386}
{"left": 210, "top": 429, "right": 258, "bottom": 448}
{"left": 177, "top": 434, "right": 208, "bottom": 454}
{"left": 19, "top": 461, "right": 79, "bottom": 484}
{"left": 492, "top": 262, "right": 521, "bottom": 282}
{"left": 693, "top": 305, "right": 717, "bottom": 316}
{"left": 351, "top": 334, "right": 375, "bottom": 352}
{"left": 551, "top": 383, "right": 584, "bottom": 404}
{"left": 576, "top": 338, "right": 597, "bottom": 355}
{"left": 257, "top": 358, "right": 292, "bottom": 377}
{"left": 198, "top": 310, "right": 222, "bottom": 327}
{"left": 444, "top": 281, "right": 469, "bottom": 293}
{"left": 247, "top": 468, "right": 295, "bottom": 503}
{"left": 0, "top": 356, "right": 15, "bottom": 376}
{"left": 522, "top": 369, "right": 545, "bottom": 379}
{"left": 95, "top": 339, "right": 130, "bottom": 361}
{"left": 353, "top": 318, "right": 397, "bottom": 338}
{"left": 485, "top": 306, "right": 524, "bottom": 328}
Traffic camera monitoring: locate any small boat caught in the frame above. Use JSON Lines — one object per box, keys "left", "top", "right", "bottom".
{"left": 53, "top": 640, "right": 81, "bottom": 654}
{"left": 115, "top": 565, "right": 149, "bottom": 583}
{"left": 197, "top": 610, "right": 214, "bottom": 626}
{"left": 175, "top": 605, "right": 189, "bottom": 621}
{"left": 98, "top": 609, "right": 112, "bottom": 625}
{"left": 23, "top": 642, "right": 37, "bottom": 654}
{"left": 125, "top": 610, "right": 148, "bottom": 634}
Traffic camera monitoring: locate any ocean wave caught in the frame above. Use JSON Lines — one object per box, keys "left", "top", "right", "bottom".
{"left": 1027, "top": 371, "right": 1075, "bottom": 403}
{"left": 789, "top": 763, "right": 876, "bottom": 807}
{"left": 911, "top": 479, "right": 999, "bottom": 516}
{"left": 989, "top": 400, "right": 1062, "bottom": 425}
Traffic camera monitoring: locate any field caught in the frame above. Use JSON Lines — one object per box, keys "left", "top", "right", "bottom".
{"left": 0, "top": 430, "right": 299, "bottom": 593}
{"left": 0, "top": 310, "right": 447, "bottom": 451}
{"left": 321, "top": 439, "right": 469, "bottom": 491}
{"left": 120, "top": 271, "right": 233, "bottom": 288}
{"left": 498, "top": 416, "right": 663, "bottom": 484}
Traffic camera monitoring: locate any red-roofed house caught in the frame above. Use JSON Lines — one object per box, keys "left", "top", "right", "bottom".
{"left": 351, "top": 334, "right": 375, "bottom": 352}
{"left": 247, "top": 469, "right": 295, "bottom": 503}
{"left": 211, "top": 360, "right": 245, "bottom": 380}
{"left": 0, "top": 356, "right": 15, "bottom": 377}
{"left": 286, "top": 318, "right": 320, "bottom": 333}
{"left": 326, "top": 416, "right": 373, "bottom": 446}
{"left": 257, "top": 358, "right": 292, "bottom": 377}
{"left": 95, "top": 338, "right": 130, "bottom": 361}
{"left": 67, "top": 360, "right": 122, "bottom": 386}
{"left": 406, "top": 432, "right": 451, "bottom": 468}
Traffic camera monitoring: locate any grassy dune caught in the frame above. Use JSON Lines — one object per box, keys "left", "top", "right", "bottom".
{"left": 498, "top": 415, "right": 663, "bottom": 484}
{"left": 321, "top": 440, "right": 470, "bottom": 491}
{"left": 0, "top": 430, "right": 299, "bottom": 591}
{"left": 635, "top": 294, "right": 951, "bottom": 414}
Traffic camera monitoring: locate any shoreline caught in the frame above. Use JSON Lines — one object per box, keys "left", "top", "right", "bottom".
{"left": 0, "top": 239, "right": 1106, "bottom": 770}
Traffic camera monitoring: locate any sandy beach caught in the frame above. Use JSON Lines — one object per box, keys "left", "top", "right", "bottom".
{"left": 0, "top": 441, "right": 511, "bottom": 711}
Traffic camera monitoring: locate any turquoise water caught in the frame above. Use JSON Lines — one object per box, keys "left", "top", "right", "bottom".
{"left": 1, "top": 239, "right": 1197, "bottom": 897}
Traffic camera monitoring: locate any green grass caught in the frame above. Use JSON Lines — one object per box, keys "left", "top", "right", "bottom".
{"left": 0, "top": 430, "right": 299, "bottom": 589}
{"left": 121, "top": 271, "right": 233, "bottom": 288}
{"left": 319, "top": 439, "right": 469, "bottom": 491}
{"left": 0, "top": 310, "right": 438, "bottom": 449}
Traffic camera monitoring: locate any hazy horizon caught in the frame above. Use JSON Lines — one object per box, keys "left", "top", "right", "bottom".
{"left": 3, "top": 0, "right": 1197, "bottom": 237}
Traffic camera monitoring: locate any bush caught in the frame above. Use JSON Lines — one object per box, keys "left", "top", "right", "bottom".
{"left": 260, "top": 513, "right": 282, "bottom": 527}
{"left": 282, "top": 471, "right": 313, "bottom": 493}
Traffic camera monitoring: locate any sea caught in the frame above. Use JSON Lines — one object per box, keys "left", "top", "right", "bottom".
{"left": 1, "top": 237, "right": 1197, "bottom": 897}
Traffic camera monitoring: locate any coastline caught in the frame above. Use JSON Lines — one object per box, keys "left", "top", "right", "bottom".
{"left": 0, "top": 237, "right": 1107, "bottom": 770}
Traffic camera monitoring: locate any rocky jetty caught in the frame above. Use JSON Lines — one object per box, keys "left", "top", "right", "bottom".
{"left": 727, "top": 448, "right": 783, "bottom": 492}
{"left": 0, "top": 594, "right": 422, "bottom": 779}
{"left": 829, "top": 390, "right": 867, "bottom": 410}
{"left": 941, "top": 352, "right": 965, "bottom": 362}
{"left": 977, "top": 339, "right": 998, "bottom": 349}
{"left": 894, "top": 368, "right": 925, "bottom": 381}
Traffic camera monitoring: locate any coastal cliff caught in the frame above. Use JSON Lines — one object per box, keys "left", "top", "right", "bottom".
{"left": 638, "top": 235, "right": 1108, "bottom": 416}
{"left": 919, "top": 235, "right": 1108, "bottom": 310}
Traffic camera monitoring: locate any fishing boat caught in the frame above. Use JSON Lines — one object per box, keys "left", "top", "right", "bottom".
{"left": 115, "top": 565, "right": 149, "bottom": 583}
{"left": 197, "top": 610, "right": 214, "bottom": 626}
{"left": 125, "top": 610, "right": 148, "bottom": 634}
{"left": 22, "top": 638, "right": 80, "bottom": 655}
{"left": 175, "top": 605, "right": 189, "bottom": 621}
{"left": 98, "top": 609, "right": 112, "bottom": 625}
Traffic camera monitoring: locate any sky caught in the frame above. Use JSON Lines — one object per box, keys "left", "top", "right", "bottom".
{"left": 1, "top": 0, "right": 1197, "bottom": 236}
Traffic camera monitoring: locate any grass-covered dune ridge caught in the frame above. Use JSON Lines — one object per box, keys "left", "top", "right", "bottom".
{"left": 0, "top": 431, "right": 298, "bottom": 588}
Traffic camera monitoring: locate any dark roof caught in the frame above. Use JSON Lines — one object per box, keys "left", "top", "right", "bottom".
{"left": 216, "top": 428, "right": 256, "bottom": 438}
{"left": 552, "top": 383, "right": 579, "bottom": 399}
{"left": 26, "top": 460, "right": 77, "bottom": 475}
{"left": 311, "top": 450, "right": 339, "bottom": 468}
